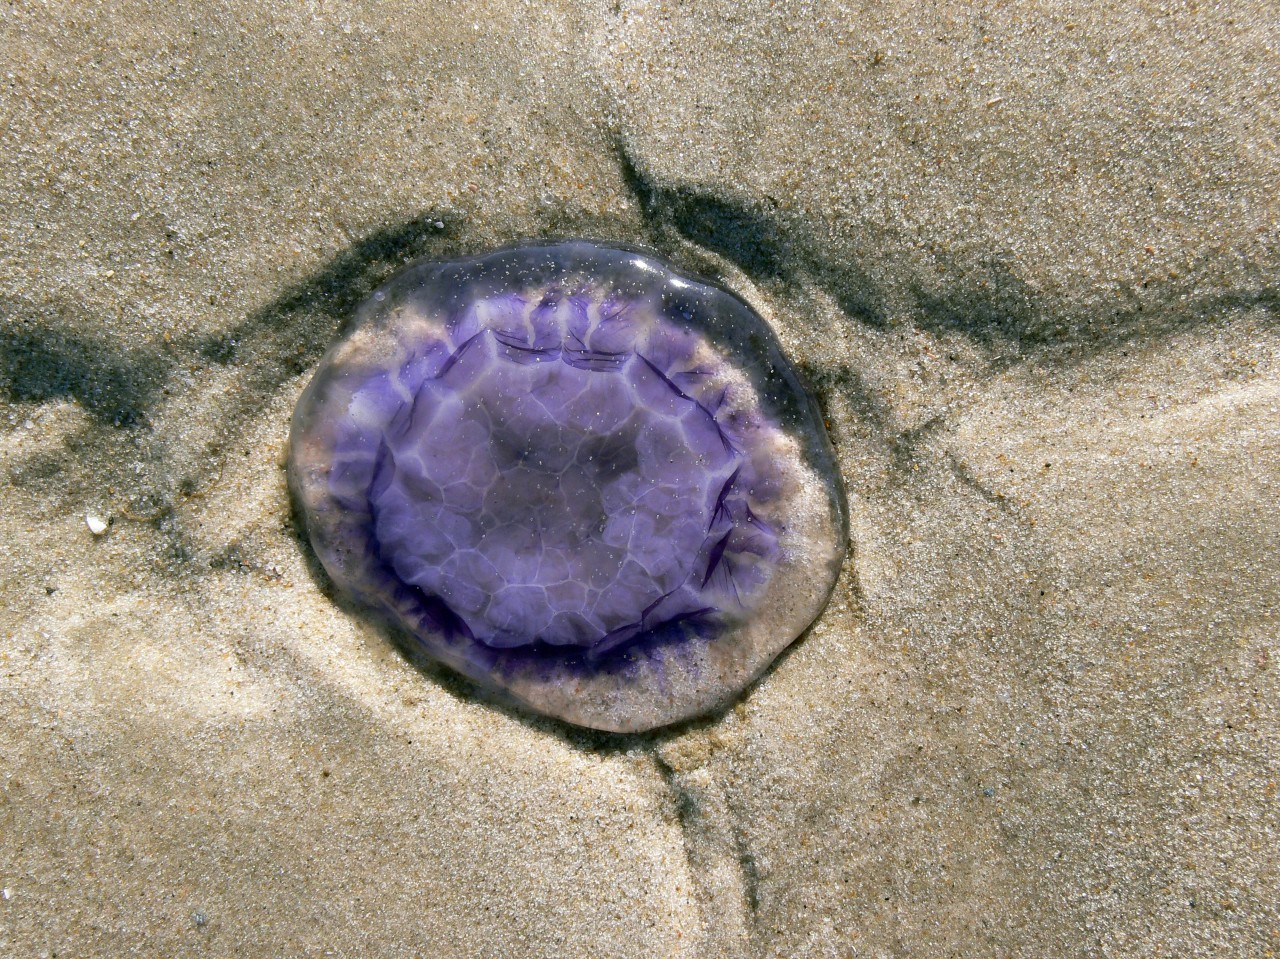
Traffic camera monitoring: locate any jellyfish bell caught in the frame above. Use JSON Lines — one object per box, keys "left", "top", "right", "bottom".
{"left": 289, "top": 240, "right": 846, "bottom": 732}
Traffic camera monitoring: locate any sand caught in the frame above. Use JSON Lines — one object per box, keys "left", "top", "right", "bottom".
{"left": 1, "top": 1, "right": 1277, "bottom": 956}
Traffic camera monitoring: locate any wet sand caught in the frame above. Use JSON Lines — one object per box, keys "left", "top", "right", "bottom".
{"left": 1, "top": 1, "right": 1277, "bottom": 956}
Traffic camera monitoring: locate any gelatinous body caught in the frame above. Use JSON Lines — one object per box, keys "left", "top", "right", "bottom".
{"left": 289, "top": 241, "right": 845, "bottom": 731}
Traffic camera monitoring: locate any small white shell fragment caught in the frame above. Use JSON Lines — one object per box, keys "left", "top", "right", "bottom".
{"left": 85, "top": 513, "right": 108, "bottom": 536}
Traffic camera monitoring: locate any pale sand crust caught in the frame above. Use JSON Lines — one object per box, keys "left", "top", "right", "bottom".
{"left": 1, "top": 2, "right": 1277, "bottom": 957}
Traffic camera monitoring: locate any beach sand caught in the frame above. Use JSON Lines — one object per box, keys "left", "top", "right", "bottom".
{"left": 1, "top": 1, "right": 1277, "bottom": 956}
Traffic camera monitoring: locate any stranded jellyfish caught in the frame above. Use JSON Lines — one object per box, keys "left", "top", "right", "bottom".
{"left": 289, "top": 241, "right": 846, "bottom": 732}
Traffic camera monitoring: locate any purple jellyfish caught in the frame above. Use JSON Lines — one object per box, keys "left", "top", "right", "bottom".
{"left": 289, "top": 241, "right": 845, "bottom": 732}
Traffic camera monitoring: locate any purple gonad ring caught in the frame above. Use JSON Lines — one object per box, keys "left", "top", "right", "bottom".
{"left": 289, "top": 240, "right": 846, "bottom": 732}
